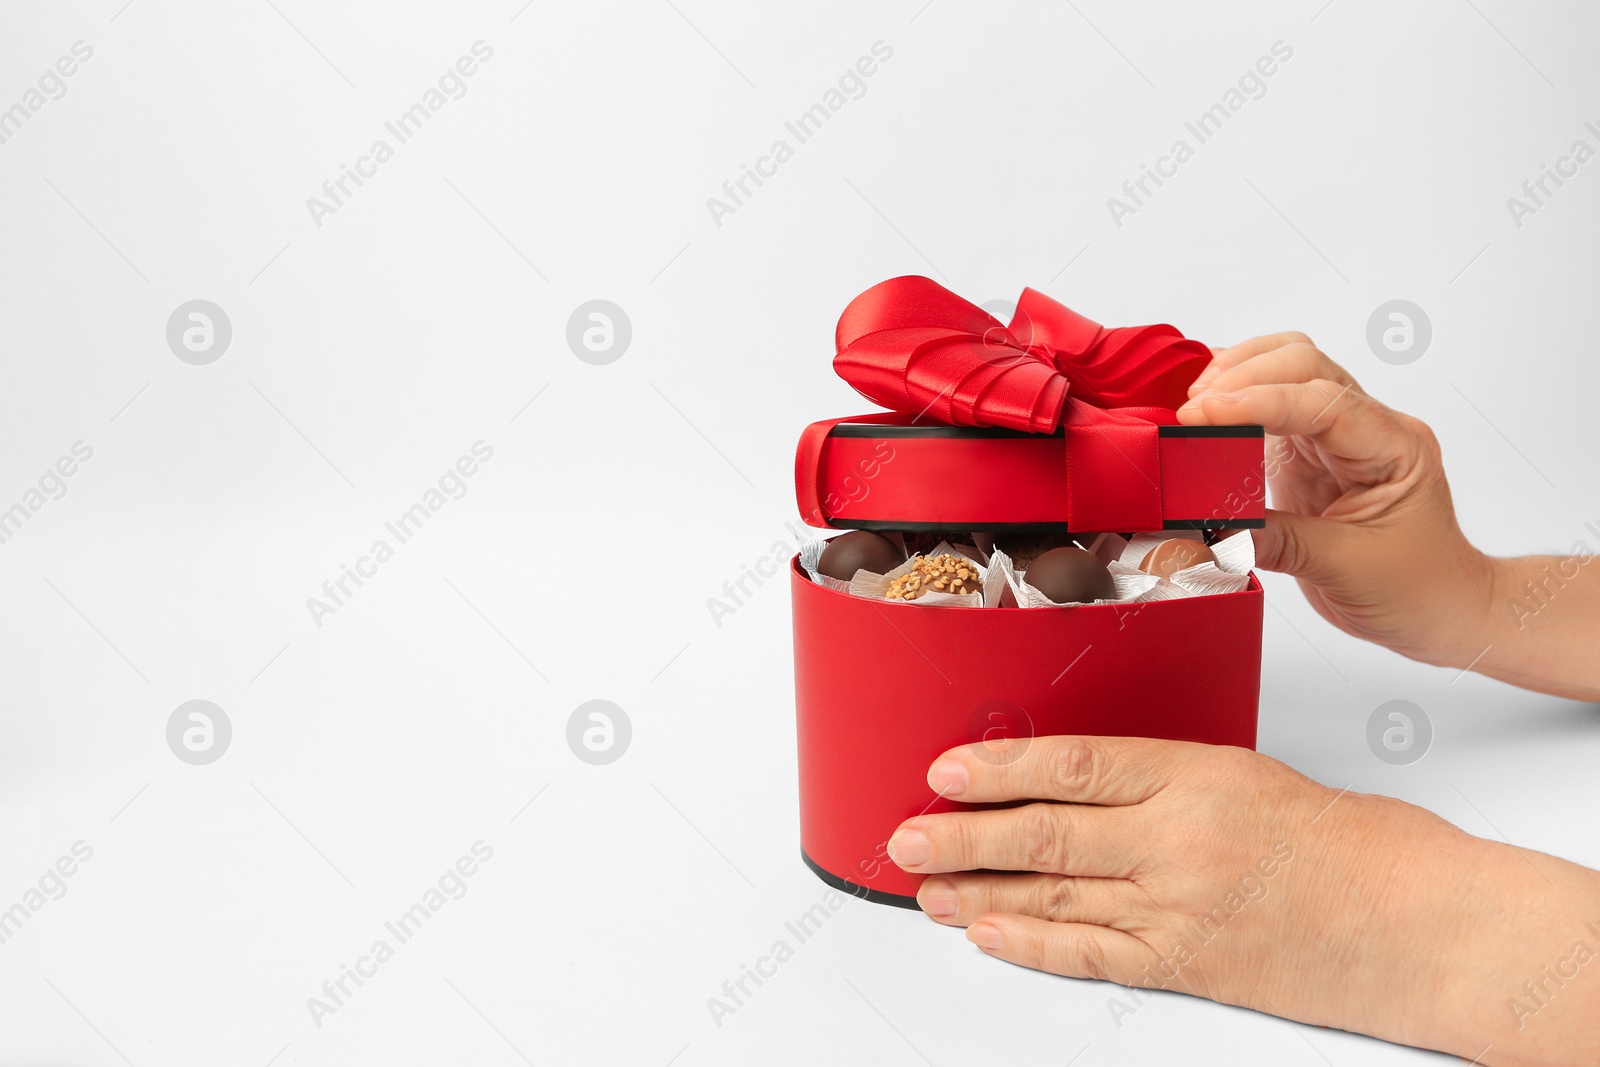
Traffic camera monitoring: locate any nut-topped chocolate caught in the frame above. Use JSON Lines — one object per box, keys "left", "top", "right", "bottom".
{"left": 818, "top": 530, "right": 905, "bottom": 581}
{"left": 885, "top": 553, "right": 981, "bottom": 600}
{"left": 1024, "top": 546, "right": 1115, "bottom": 603}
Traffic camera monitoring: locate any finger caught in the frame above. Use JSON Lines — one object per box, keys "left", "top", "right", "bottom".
{"left": 926, "top": 734, "right": 1191, "bottom": 805}
{"left": 966, "top": 914, "right": 1159, "bottom": 986}
{"left": 917, "top": 871, "right": 1141, "bottom": 929}
{"left": 890, "top": 802, "right": 1138, "bottom": 878}
{"left": 1189, "top": 331, "right": 1312, "bottom": 394}
{"left": 1181, "top": 380, "right": 1413, "bottom": 470}
{"left": 1251, "top": 508, "right": 1354, "bottom": 585}
{"left": 1196, "top": 342, "right": 1361, "bottom": 398}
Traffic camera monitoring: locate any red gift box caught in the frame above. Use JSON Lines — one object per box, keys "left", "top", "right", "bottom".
{"left": 791, "top": 278, "right": 1265, "bottom": 907}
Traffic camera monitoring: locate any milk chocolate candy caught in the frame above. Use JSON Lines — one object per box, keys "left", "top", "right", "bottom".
{"left": 1139, "top": 538, "right": 1218, "bottom": 579}
{"left": 818, "top": 531, "right": 905, "bottom": 581}
{"left": 1024, "top": 546, "right": 1115, "bottom": 604}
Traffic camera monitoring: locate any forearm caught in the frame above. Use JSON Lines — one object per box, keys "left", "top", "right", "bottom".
{"left": 1429, "top": 838, "right": 1600, "bottom": 1067}
{"left": 1461, "top": 555, "right": 1600, "bottom": 701}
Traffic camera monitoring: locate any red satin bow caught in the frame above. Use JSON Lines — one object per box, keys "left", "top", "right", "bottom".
{"left": 833, "top": 276, "right": 1209, "bottom": 434}
{"left": 830, "top": 276, "right": 1214, "bottom": 530}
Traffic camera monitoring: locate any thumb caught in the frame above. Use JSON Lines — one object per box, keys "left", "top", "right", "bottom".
{"left": 1251, "top": 508, "right": 1348, "bottom": 586}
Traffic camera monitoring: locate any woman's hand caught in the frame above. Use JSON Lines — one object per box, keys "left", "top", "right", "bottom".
{"left": 1177, "top": 333, "right": 1600, "bottom": 699}
{"left": 890, "top": 736, "right": 1600, "bottom": 1066}
{"left": 1176, "top": 333, "right": 1493, "bottom": 668}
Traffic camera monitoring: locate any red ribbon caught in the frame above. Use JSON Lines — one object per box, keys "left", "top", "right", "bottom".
{"left": 831, "top": 277, "right": 1212, "bottom": 530}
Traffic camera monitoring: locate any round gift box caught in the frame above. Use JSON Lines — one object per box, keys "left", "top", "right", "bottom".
{"left": 791, "top": 555, "right": 1262, "bottom": 907}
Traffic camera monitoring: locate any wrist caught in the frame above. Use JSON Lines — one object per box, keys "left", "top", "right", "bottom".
{"left": 1404, "top": 541, "right": 1501, "bottom": 668}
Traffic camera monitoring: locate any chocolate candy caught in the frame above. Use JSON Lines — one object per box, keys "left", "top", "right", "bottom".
{"left": 818, "top": 531, "right": 905, "bottom": 581}
{"left": 994, "top": 529, "right": 1077, "bottom": 571}
{"left": 886, "top": 554, "right": 981, "bottom": 600}
{"left": 1138, "top": 538, "right": 1217, "bottom": 579}
{"left": 900, "top": 529, "right": 972, "bottom": 558}
{"left": 1024, "top": 546, "right": 1115, "bottom": 603}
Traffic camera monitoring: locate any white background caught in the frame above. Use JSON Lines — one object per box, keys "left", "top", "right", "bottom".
{"left": 2, "top": 1, "right": 1598, "bottom": 1064}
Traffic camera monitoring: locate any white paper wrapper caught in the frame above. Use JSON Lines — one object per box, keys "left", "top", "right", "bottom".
{"left": 797, "top": 536, "right": 856, "bottom": 594}
{"left": 1166, "top": 530, "right": 1255, "bottom": 596}
{"left": 990, "top": 546, "right": 1144, "bottom": 609}
{"left": 1118, "top": 529, "right": 1256, "bottom": 599}
{"left": 850, "top": 541, "right": 996, "bottom": 607}
{"left": 1079, "top": 531, "right": 1128, "bottom": 566}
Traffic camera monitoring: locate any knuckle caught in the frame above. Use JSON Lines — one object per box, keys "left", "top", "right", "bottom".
{"left": 1303, "top": 377, "right": 1353, "bottom": 417}
{"left": 1041, "top": 878, "right": 1076, "bottom": 923}
{"left": 1049, "top": 737, "right": 1102, "bottom": 796}
{"left": 1201, "top": 744, "right": 1259, "bottom": 785}
{"left": 1399, "top": 412, "right": 1441, "bottom": 462}
{"left": 1022, "top": 805, "right": 1067, "bottom": 870}
{"left": 1279, "top": 340, "right": 1319, "bottom": 364}
{"left": 1065, "top": 932, "right": 1111, "bottom": 982}
{"left": 941, "top": 817, "right": 975, "bottom": 865}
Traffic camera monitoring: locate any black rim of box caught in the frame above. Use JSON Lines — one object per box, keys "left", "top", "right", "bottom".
{"left": 800, "top": 850, "right": 921, "bottom": 910}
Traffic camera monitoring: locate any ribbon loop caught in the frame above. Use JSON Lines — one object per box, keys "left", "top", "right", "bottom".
{"left": 833, "top": 276, "right": 1208, "bottom": 435}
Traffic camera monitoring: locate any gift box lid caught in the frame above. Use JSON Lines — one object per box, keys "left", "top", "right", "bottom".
{"left": 795, "top": 278, "right": 1266, "bottom": 533}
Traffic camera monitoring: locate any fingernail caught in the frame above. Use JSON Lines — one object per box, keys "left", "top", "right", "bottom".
{"left": 887, "top": 828, "right": 930, "bottom": 868}
{"left": 1177, "top": 391, "right": 1208, "bottom": 416}
{"left": 928, "top": 758, "right": 968, "bottom": 797}
{"left": 967, "top": 922, "right": 1004, "bottom": 951}
{"left": 919, "top": 878, "right": 959, "bottom": 917}
{"left": 1187, "top": 376, "right": 1213, "bottom": 397}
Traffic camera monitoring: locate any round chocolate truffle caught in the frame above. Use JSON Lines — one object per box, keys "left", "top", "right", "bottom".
{"left": 1138, "top": 538, "right": 1217, "bottom": 579}
{"left": 1024, "top": 546, "right": 1115, "bottom": 604}
{"left": 994, "top": 529, "right": 1077, "bottom": 571}
{"left": 817, "top": 531, "right": 904, "bottom": 581}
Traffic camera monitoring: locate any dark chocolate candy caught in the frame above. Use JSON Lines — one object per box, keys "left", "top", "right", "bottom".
{"left": 1024, "top": 546, "right": 1115, "bottom": 604}
{"left": 900, "top": 529, "right": 973, "bottom": 558}
{"left": 817, "top": 531, "right": 905, "bottom": 581}
{"left": 995, "top": 529, "right": 1079, "bottom": 571}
